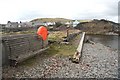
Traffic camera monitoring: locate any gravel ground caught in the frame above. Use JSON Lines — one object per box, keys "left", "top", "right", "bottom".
{"left": 2, "top": 42, "right": 118, "bottom": 78}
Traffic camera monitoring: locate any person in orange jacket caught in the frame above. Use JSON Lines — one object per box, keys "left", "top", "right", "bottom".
{"left": 37, "top": 26, "right": 49, "bottom": 48}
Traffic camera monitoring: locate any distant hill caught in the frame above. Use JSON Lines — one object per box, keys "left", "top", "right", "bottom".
{"left": 30, "top": 18, "right": 72, "bottom": 23}
{"left": 30, "top": 18, "right": 92, "bottom": 23}
{"left": 75, "top": 19, "right": 119, "bottom": 34}
{"left": 78, "top": 20, "right": 91, "bottom": 22}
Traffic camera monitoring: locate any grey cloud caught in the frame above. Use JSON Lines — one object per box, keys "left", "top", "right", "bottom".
{"left": 104, "top": 3, "right": 118, "bottom": 17}
{"left": 75, "top": 0, "right": 119, "bottom": 22}
{"left": 17, "top": 0, "right": 119, "bottom": 23}
{"left": 118, "top": 1, "right": 120, "bottom": 22}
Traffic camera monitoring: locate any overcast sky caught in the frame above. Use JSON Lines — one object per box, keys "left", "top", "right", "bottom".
{"left": 0, "top": 0, "right": 119, "bottom": 24}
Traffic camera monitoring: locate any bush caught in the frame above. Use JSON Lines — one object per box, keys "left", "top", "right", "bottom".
{"left": 55, "top": 22, "right": 63, "bottom": 28}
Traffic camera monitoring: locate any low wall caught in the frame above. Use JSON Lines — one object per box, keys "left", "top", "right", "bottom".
{"left": 2, "top": 34, "right": 48, "bottom": 66}
{"left": 2, "top": 26, "right": 38, "bottom": 33}
{"left": 67, "top": 32, "right": 80, "bottom": 41}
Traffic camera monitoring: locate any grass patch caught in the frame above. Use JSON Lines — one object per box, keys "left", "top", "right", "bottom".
{"left": 44, "top": 43, "right": 77, "bottom": 56}
{"left": 48, "top": 29, "right": 80, "bottom": 42}
{"left": 48, "top": 31, "right": 67, "bottom": 42}
{"left": 46, "top": 33, "right": 81, "bottom": 56}
{"left": 18, "top": 56, "right": 37, "bottom": 66}
{"left": 17, "top": 30, "right": 80, "bottom": 66}
{"left": 57, "top": 44, "right": 77, "bottom": 56}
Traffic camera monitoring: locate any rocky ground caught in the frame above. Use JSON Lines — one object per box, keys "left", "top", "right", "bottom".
{"left": 2, "top": 41, "right": 118, "bottom": 78}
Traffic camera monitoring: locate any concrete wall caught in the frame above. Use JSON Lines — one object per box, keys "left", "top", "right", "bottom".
{"left": 2, "top": 34, "right": 48, "bottom": 66}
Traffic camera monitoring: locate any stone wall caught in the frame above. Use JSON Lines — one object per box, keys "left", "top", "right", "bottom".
{"left": 66, "top": 32, "right": 80, "bottom": 41}
{"left": 2, "top": 34, "right": 48, "bottom": 66}
{"left": 2, "top": 27, "right": 38, "bottom": 33}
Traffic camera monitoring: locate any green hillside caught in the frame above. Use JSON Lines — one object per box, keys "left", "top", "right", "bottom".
{"left": 75, "top": 19, "right": 119, "bottom": 34}
{"left": 30, "top": 18, "right": 72, "bottom": 23}
{"left": 30, "top": 18, "right": 92, "bottom": 23}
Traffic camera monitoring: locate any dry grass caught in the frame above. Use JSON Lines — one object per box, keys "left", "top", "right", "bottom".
{"left": 48, "top": 29, "right": 80, "bottom": 42}
{"left": 40, "top": 32, "right": 80, "bottom": 57}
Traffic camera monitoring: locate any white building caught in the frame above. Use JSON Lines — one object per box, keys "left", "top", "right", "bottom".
{"left": 45, "top": 22, "right": 55, "bottom": 26}
{"left": 73, "top": 20, "right": 80, "bottom": 27}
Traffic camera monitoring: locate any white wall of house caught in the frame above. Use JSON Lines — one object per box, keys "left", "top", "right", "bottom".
{"left": 45, "top": 22, "right": 55, "bottom": 26}
{"left": 73, "top": 20, "right": 80, "bottom": 27}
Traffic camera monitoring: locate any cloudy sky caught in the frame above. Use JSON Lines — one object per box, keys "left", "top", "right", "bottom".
{"left": 0, "top": 0, "right": 119, "bottom": 24}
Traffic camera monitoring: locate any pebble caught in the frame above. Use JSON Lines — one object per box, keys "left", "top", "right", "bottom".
{"left": 2, "top": 43, "right": 118, "bottom": 78}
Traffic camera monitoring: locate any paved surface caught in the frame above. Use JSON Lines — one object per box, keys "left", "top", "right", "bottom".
{"left": 2, "top": 42, "right": 118, "bottom": 78}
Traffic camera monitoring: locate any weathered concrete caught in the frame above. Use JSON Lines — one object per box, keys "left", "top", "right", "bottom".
{"left": 77, "top": 32, "right": 85, "bottom": 53}
{"left": 72, "top": 32, "right": 85, "bottom": 62}
{"left": 2, "top": 34, "right": 48, "bottom": 66}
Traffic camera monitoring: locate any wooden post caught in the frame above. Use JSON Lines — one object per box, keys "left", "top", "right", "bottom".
{"left": 67, "top": 25, "right": 69, "bottom": 38}
{"left": 72, "top": 32, "right": 85, "bottom": 63}
{"left": 67, "top": 29, "right": 69, "bottom": 37}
